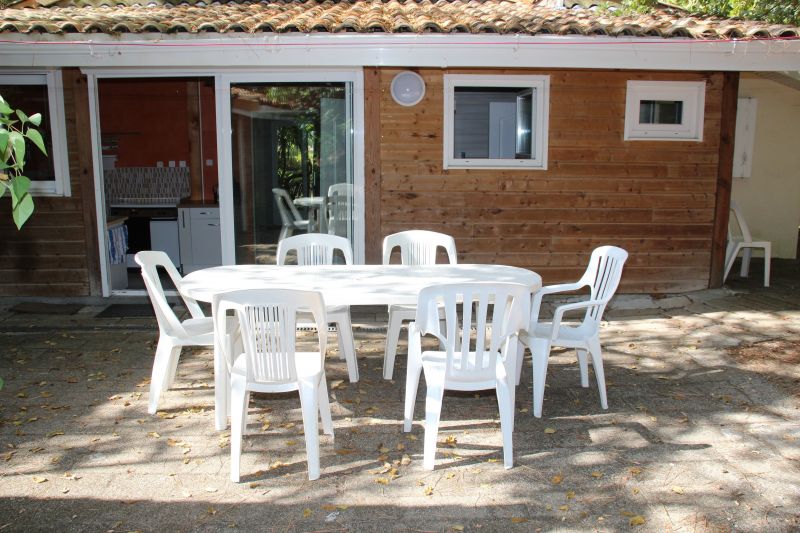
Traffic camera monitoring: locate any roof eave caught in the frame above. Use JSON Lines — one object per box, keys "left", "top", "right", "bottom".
{"left": 0, "top": 33, "right": 798, "bottom": 72}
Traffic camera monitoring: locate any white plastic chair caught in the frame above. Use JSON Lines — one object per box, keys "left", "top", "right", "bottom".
{"left": 277, "top": 233, "right": 359, "bottom": 382}
{"left": 521, "top": 246, "right": 628, "bottom": 418}
{"left": 214, "top": 288, "right": 333, "bottom": 482}
{"left": 724, "top": 201, "right": 771, "bottom": 287}
{"left": 135, "top": 251, "right": 215, "bottom": 414}
{"left": 382, "top": 230, "right": 458, "bottom": 380}
{"left": 403, "top": 282, "right": 531, "bottom": 470}
{"left": 272, "top": 187, "right": 309, "bottom": 241}
{"left": 326, "top": 183, "right": 353, "bottom": 238}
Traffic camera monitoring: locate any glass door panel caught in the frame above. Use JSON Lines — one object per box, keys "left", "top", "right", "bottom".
{"left": 229, "top": 82, "right": 353, "bottom": 264}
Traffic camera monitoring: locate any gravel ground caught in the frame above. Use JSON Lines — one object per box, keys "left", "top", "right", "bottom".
{"left": 1, "top": 265, "right": 799, "bottom": 533}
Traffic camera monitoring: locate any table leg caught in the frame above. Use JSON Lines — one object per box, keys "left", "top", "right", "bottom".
{"left": 214, "top": 328, "right": 229, "bottom": 431}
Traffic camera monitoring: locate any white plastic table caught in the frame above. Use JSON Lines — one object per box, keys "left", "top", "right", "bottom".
{"left": 293, "top": 196, "right": 325, "bottom": 232}
{"left": 181, "top": 264, "right": 542, "bottom": 430}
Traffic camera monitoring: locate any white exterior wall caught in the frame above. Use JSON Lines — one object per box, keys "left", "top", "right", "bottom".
{"left": 733, "top": 75, "right": 800, "bottom": 259}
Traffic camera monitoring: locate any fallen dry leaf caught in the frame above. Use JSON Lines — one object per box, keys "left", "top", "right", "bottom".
{"left": 671, "top": 486, "right": 685, "bottom": 495}
{"left": 551, "top": 474, "right": 563, "bottom": 485}
{"left": 302, "top": 508, "right": 312, "bottom": 518}
{"left": 511, "top": 517, "right": 528, "bottom": 523}
{"left": 424, "top": 486, "right": 434, "bottom": 496}
{"left": 32, "top": 476, "right": 47, "bottom": 484}
{"left": 559, "top": 505, "right": 570, "bottom": 511}
{"left": 590, "top": 471, "right": 604, "bottom": 478}
{"left": 544, "top": 427, "right": 556, "bottom": 434}
{"left": 629, "top": 467, "right": 643, "bottom": 475}
{"left": 629, "top": 515, "right": 646, "bottom": 526}
{"left": 566, "top": 490, "right": 576, "bottom": 500}
{"left": 335, "top": 448, "right": 356, "bottom": 455}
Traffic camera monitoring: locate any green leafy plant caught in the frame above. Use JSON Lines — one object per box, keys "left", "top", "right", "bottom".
{"left": 0, "top": 94, "right": 46, "bottom": 229}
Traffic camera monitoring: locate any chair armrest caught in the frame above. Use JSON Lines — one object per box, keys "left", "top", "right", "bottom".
{"left": 530, "top": 281, "right": 590, "bottom": 330}
{"left": 177, "top": 284, "right": 206, "bottom": 319}
{"left": 409, "top": 320, "right": 446, "bottom": 350}
{"left": 549, "top": 299, "right": 605, "bottom": 341}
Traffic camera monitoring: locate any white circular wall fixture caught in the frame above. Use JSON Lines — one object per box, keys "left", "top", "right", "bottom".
{"left": 390, "top": 71, "right": 426, "bottom": 107}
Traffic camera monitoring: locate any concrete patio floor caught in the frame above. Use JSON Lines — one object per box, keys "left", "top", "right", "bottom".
{"left": 0, "top": 261, "right": 798, "bottom": 532}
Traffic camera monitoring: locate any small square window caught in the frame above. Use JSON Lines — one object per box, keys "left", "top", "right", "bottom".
{"left": 624, "top": 81, "right": 705, "bottom": 141}
{"left": 0, "top": 71, "right": 71, "bottom": 196}
{"left": 443, "top": 74, "right": 549, "bottom": 169}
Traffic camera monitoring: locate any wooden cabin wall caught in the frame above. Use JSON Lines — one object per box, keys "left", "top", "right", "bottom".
{"left": 369, "top": 68, "right": 725, "bottom": 293}
{"left": 0, "top": 68, "right": 97, "bottom": 296}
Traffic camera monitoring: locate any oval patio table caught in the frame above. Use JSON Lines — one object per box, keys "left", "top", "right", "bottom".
{"left": 181, "top": 264, "right": 542, "bottom": 430}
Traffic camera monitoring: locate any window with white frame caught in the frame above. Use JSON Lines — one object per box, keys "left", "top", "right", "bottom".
{"left": 0, "top": 71, "right": 71, "bottom": 196}
{"left": 624, "top": 80, "right": 706, "bottom": 141}
{"left": 443, "top": 74, "right": 549, "bottom": 169}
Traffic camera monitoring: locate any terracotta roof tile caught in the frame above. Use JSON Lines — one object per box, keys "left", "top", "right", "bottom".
{"left": 0, "top": 0, "right": 797, "bottom": 39}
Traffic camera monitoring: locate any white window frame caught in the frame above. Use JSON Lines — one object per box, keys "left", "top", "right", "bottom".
{"left": 624, "top": 80, "right": 706, "bottom": 141}
{"left": 0, "top": 70, "right": 71, "bottom": 196}
{"left": 443, "top": 74, "right": 550, "bottom": 170}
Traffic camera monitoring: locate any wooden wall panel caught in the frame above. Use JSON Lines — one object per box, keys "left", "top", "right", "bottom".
{"left": 0, "top": 68, "right": 95, "bottom": 297}
{"left": 373, "top": 68, "right": 725, "bottom": 293}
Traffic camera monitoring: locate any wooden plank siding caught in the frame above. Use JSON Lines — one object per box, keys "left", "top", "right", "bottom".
{"left": 372, "top": 68, "right": 725, "bottom": 293}
{"left": 0, "top": 68, "right": 97, "bottom": 296}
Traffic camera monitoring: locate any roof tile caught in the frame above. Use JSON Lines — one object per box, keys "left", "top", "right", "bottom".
{"left": 0, "top": 0, "right": 797, "bottom": 39}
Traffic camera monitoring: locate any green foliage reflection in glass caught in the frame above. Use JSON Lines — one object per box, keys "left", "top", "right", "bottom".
{"left": 0, "top": 94, "right": 48, "bottom": 229}
{"left": 257, "top": 84, "right": 345, "bottom": 199}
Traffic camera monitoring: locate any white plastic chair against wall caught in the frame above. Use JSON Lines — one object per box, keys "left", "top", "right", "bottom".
{"left": 403, "top": 282, "right": 531, "bottom": 470}
{"left": 214, "top": 288, "right": 333, "bottom": 482}
{"left": 521, "top": 246, "right": 628, "bottom": 418}
{"left": 382, "top": 230, "right": 458, "bottom": 380}
{"left": 135, "top": 251, "right": 215, "bottom": 415}
{"left": 277, "top": 233, "right": 359, "bottom": 382}
{"left": 724, "top": 201, "right": 771, "bottom": 287}
{"left": 272, "top": 187, "right": 309, "bottom": 241}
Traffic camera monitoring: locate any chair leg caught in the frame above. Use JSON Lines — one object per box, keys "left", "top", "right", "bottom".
{"left": 496, "top": 377, "right": 516, "bottom": 469}
{"left": 740, "top": 248, "right": 752, "bottom": 277}
{"left": 723, "top": 244, "right": 743, "bottom": 283}
{"left": 587, "top": 336, "right": 608, "bottom": 410}
{"left": 148, "top": 337, "right": 180, "bottom": 414}
{"left": 763, "top": 243, "right": 771, "bottom": 287}
{"left": 164, "top": 345, "right": 183, "bottom": 390}
{"left": 515, "top": 342, "right": 526, "bottom": 387}
{"left": 317, "top": 376, "right": 334, "bottom": 437}
{"left": 403, "top": 350, "right": 423, "bottom": 433}
{"left": 531, "top": 338, "right": 551, "bottom": 419}
{"left": 576, "top": 348, "right": 589, "bottom": 388}
{"left": 383, "top": 311, "right": 405, "bottom": 380}
{"left": 230, "top": 377, "right": 248, "bottom": 482}
{"left": 423, "top": 379, "right": 445, "bottom": 470}
{"left": 298, "top": 381, "right": 322, "bottom": 481}
{"left": 334, "top": 317, "right": 359, "bottom": 383}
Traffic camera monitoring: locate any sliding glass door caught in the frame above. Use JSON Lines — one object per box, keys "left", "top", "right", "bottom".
{"left": 218, "top": 72, "right": 361, "bottom": 265}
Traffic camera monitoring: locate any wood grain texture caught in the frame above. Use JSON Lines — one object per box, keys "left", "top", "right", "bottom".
{"left": 376, "top": 68, "right": 725, "bottom": 293}
{"left": 364, "top": 67, "right": 383, "bottom": 264}
{"left": 0, "top": 68, "right": 95, "bottom": 297}
{"left": 709, "top": 72, "right": 739, "bottom": 288}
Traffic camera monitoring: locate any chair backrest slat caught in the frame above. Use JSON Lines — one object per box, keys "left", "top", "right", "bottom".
{"left": 277, "top": 233, "right": 353, "bottom": 266}
{"left": 416, "top": 282, "right": 530, "bottom": 382}
{"left": 382, "top": 230, "right": 457, "bottom": 266}
{"left": 578, "top": 246, "right": 628, "bottom": 328}
{"left": 214, "top": 289, "right": 328, "bottom": 386}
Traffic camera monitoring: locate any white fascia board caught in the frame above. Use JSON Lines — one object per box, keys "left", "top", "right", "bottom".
{"left": 0, "top": 33, "right": 799, "bottom": 71}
